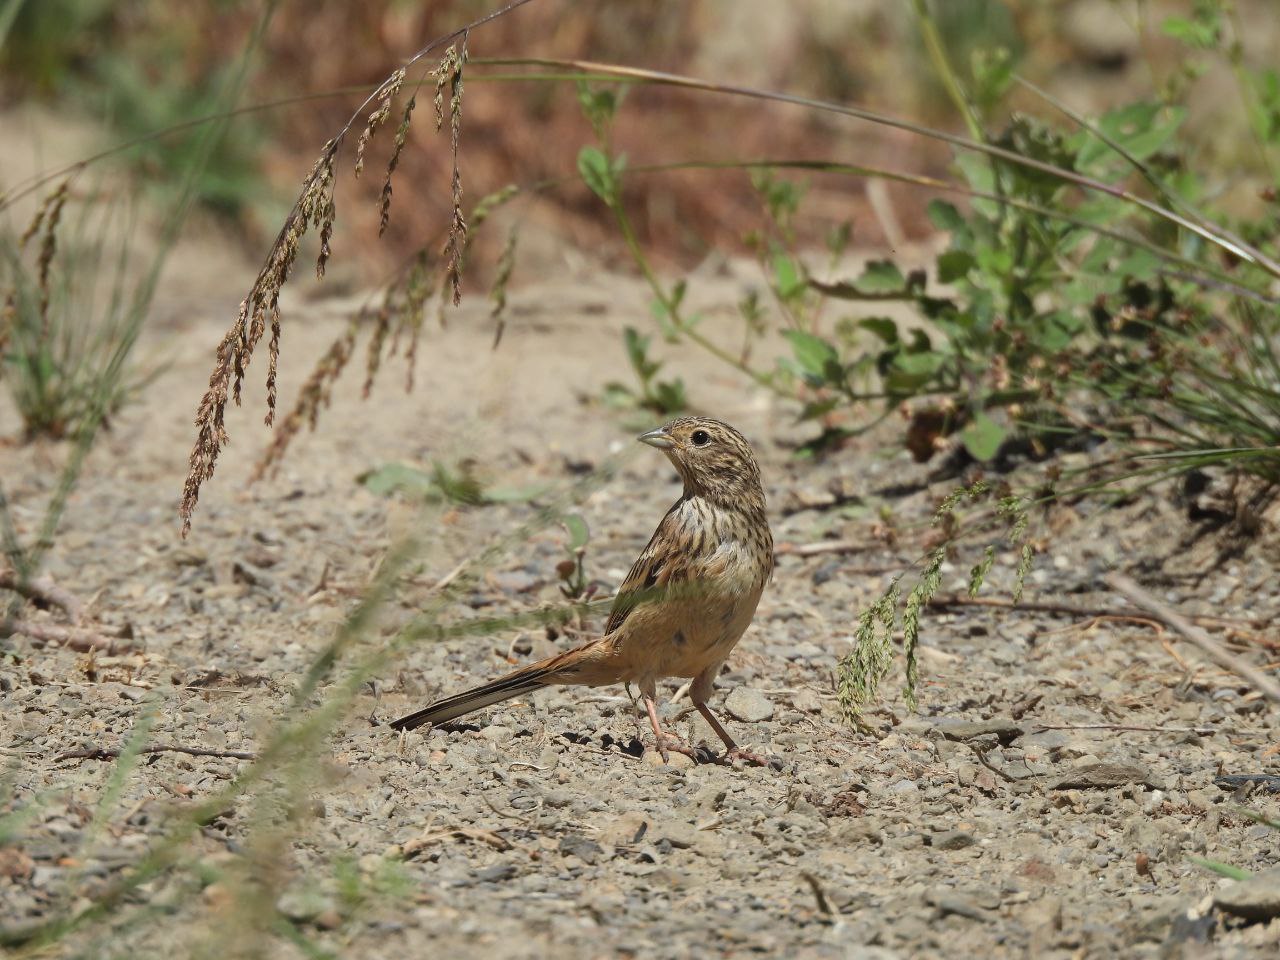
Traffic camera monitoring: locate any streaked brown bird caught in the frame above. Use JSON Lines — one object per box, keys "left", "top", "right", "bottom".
{"left": 389, "top": 416, "right": 775, "bottom": 765}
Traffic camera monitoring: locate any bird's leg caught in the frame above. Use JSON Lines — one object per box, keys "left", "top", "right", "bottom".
{"left": 643, "top": 692, "right": 698, "bottom": 763}
{"left": 692, "top": 701, "right": 772, "bottom": 767}
{"left": 690, "top": 666, "right": 779, "bottom": 769}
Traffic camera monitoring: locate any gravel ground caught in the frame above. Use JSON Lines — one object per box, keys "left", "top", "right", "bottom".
{"left": 2, "top": 259, "right": 1279, "bottom": 958}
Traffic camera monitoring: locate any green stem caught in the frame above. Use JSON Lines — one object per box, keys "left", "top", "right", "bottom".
{"left": 910, "top": 0, "right": 985, "bottom": 143}
{"left": 608, "top": 199, "right": 788, "bottom": 397}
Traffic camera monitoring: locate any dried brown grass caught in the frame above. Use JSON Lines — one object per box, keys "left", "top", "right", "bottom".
{"left": 179, "top": 2, "right": 531, "bottom": 535}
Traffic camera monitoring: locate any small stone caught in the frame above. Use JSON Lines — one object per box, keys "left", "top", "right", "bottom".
{"left": 791, "top": 689, "right": 822, "bottom": 714}
{"left": 935, "top": 718, "right": 1022, "bottom": 745}
{"left": 933, "top": 830, "right": 977, "bottom": 851}
{"left": 1213, "top": 868, "right": 1280, "bottom": 921}
{"left": 480, "top": 725, "right": 513, "bottom": 744}
{"left": 927, "top": 890, "right": 995, "bottom": 922}
{"left": 642, "top": 749, "right": 695, "bottom": 770}
{"left": 277, "top": 889, "right": 334, "bottom": 922}
{"left": 476, "top": 864, "right": 517, "bottom": 883}
{"left": 1050, "top": 762, "right": 1163, "bottom": 791}
{"left": 725, "top": 687, "right": 774, "bottom": 723}
{"left": 559, "top": 835, "right": 605, "bottom": 864}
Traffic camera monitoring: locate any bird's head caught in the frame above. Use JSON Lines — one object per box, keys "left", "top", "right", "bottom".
{"left": 638, "top": 416, "right": 764, "bottom": 506}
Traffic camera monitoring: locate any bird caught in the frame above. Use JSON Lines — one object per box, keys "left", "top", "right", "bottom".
{"left": 389, "top": 416, "right": 775, "bottom": 766}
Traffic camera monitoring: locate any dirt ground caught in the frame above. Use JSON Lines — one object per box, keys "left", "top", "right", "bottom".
{"left": 3, "top": 227, "right": 1280, "bottom": 959}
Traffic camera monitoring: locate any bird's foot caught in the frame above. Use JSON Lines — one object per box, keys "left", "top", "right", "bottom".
{"left": 652, "top": 734, "right": 701, "bottom": 765}
{"left": 722, "top": 746, "right": 784, "bottom": 770}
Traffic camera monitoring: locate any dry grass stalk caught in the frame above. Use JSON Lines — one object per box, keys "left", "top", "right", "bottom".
{"left": 381, "top": 94, "right": 418, "bottom": 237}
{"left": 436, "top": 182, "right": 520, "bottom": 330}
{"left": 0, "top": 289, "right": 14, "bottom": 360}
{"left": 437, "top": 39, "right": 469, "bottom": 306}
{"left": 250, "top": 323, "right": 357, "bottom": 482}
{"left": 355, "top": 68, "right": 406, "bottom": 179}
{"left": 17, "top": 177, "right": 72, "bottom": 335}
{"left": 489, "top": 226, "right": 518, "bottom": 348}
{"left": 180, "top": 2, "right": 533, "bottom": 535}
{"left": 397, "top": 250, "right": 434, "bottom": 391}
{"left": 0, "top": 569, "right": 85, "bottom": 623}
{"left": 2, "top": 619, "right": 137, "bottom": 655}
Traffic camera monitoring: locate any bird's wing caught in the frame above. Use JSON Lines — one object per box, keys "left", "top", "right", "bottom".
{"left": 604, "top": 500, "right": 689, "bottom": 635}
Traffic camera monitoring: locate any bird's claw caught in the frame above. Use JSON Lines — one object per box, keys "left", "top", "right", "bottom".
{"left": 723, "top": 747, "right": 782, "bottom": 770}
{"left": 653, "top": 735, "right": 699, "bottom": 765}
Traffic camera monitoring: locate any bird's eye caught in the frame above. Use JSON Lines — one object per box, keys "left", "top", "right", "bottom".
{"left": 691, "top": 429, "right": 711, "bottom": 446}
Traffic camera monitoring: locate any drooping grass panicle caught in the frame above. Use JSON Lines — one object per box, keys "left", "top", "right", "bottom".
{"left": 250, "top": 322, "right": 357, "bottom": 483}
{"left": 180, "top": 1, "right": 536, "bottom": 536}
{"left": 380, "top": 94, "right": 419, "bottom": 237}
{"left": 837, "top": 476, "right": 1046, "bottom": 725}
{"left": 901, "top": 547, "right": 945, "bottom": 709}
{"left": 363, "top": 290, "right": 395, "bottom": 399}
{"left": 489, "top": 226, "right": 518, "bottom": 348}
{"left": 436, "top": 182, "right": 521, "bottom": 330}
{"left": 968, "top": 544, "right": 996, "bottom": 596}
{"left": 837, "top": 577, "right": 900, "bottom": 727}
{"left": 354, "top": 67, "right": 406, "bottom": 179}
{"left": 437, "top": 37, "right": 470, "bottom": 306}
{"left": 21, "top": 177, "right": 72, "bottom": 334}
{"left": 396, "top": 250, "right": 435, "bottom": 391}
{"left": 249, "top": 177, "right": 521, "bottom": 481}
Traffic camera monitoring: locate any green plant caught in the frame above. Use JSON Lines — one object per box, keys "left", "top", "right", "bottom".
{"left": 358, "top": 459, "right": 545, "bottom": 505}
{"left": 601, "top": 326, "right": 687, "bottom": 416}
{"left": 555, "top": 514, "right": 594, "bottom": 600}
{"left": 0, "top": 1, "right": 266, "bottom": 218}
{"left": 1189, "top": 809, "right": 1280, "bottom": 881}
{"left": 2, "top": 0, "right": 273, "bottom": 621}
{"left": 836, "top": 478, "right": 1038, "bottom": 725}
{"left": 1, "top": 189, "right": 155, "bottom": 439}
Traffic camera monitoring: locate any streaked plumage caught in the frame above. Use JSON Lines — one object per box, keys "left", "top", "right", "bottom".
{"left": 390, "top": 416, "right": 774, "bottom": 765}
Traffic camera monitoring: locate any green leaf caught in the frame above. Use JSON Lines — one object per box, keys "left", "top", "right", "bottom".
{"left": 1076, "top": 103, "right": 1187, "bottom": 171}
{"left": 961, "top": 412, "right": 1006, "bottom": 461}
{"left": 601, "top": 382, "right": 636, "bottom": 408}
{"left": 1161, "top": 14, "right": 1220, "bottom": 49}
{"left": 357, "top": 463, "right": 437, "bottom": 497}
{"left": 797, "top": 397, "right": 841, "bottom": 421}
{"left": 936, "top": 250, "right": 975, "bottom": 284}
{"left": 1187, "top": 856, "right": 1251, "bottom": 881}
{"left": 577, "top": 146, "right": 616, "bottom": 206}
{"left": 858, "top": 317, "right": 899, "bottom": 344}
{"left": 927, "top": 200, "right": 965, "bottom": 232}
{"left": 856, "top": 259, "right": 906, "bottom": 293}
{"left": 773, "top": 253, "right": 806, "bottom": 301}
{"left": 970, "top": 46, "right": 1015, "bottom": 108}
{"left": 482, "top": 483, "right": 548, "bottom": 504}
{"left": 783, "top": 330, "right": 839, "bottom": 381}
{"left": 562, "top": 515, "right": 590, "bottom": 552}
{"left": 652, "top": 379, "right": 687, "bottom": 414}
{"left": 623, "top": 327, "right": 657, "bottom": 380}
{"left": 884, "top": 349, "right": 943, "bottom": 392}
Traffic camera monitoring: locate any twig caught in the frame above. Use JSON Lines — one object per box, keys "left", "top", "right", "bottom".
{"left": 431, "top": 557, "right": 469, "bottom": 592}
{"left": 400, "top": 827, "right": 513, "bottom": 857}
{"left": 1104, "top": 572, "right": 1280, "bottom": 705}
{"left": 0, "top": 570, "right": 84, "bottom": 623}
{"left": 1, "top": 619, "right": 137, "bottom": 654}
{"left": 930, "top": 593, "right": 1275, "bottom": 636}
{"left": 801, "top": 872, "right": 837, "bottom": 918}
{"left": 56, "top": 744, "right": 256, "bottom": 762}
{"left": 1027, "top": 723, "right": 1218, "bottom": 735}
{"left": 774, "top": 540, "right": 877, "bottom": 558}
{"left": 967, "top": 742, "right": 1018, "bottom": 784}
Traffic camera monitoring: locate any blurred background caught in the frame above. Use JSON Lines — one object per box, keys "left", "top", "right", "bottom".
{"left": 3, "top": 0, "right": 1276, "bottom": 285}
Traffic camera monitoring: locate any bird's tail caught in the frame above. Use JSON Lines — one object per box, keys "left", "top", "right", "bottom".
{"left": 388, "top": 640, "right": 606, "bottom": 732}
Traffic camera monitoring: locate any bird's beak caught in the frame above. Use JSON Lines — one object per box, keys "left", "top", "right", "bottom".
{"left": 637, "top": 427, "right": 675, "bottom": 450}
